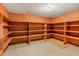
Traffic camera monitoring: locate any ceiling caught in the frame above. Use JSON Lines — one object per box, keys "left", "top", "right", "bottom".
{"left": 3, "top": 3, "right": 79, "bottom": 18}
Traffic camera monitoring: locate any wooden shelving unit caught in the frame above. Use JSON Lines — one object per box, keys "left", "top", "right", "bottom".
{"left": 0, "top": 4, "right": 79, "bottom": 55}
{"left": 0, "top": 13, "right": 12, "bottom": 55}
{"left": 0, "top": 38, "right": 12, "bottom": 55}
{"left": 47, "top": 24, "right": 53, "bottom": 39}
{"left": 1, "top": 37, "right": 12, "bottom": 50}
{"left": 52, "top": 19, "right": 79, "bottom": 45}
{"left": 28, "top": 22, "right": 46, "bottom": 42}
{"left": 8, "top": 22, "right": 29, "bottom": 44}
{"left": 7, "top": 22, "right": 49, "bottom": 44}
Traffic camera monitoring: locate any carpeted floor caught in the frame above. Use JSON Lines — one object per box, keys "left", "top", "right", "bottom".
{"left": 4, "top": 38, "right": 79, "bottom": 56}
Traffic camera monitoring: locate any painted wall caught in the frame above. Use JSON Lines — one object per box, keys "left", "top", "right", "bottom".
{"left": 52, "top": 11, "right": 79, "bottom": 23}
{"left": 9, "top": 13, "right": 51, "bottom": 23}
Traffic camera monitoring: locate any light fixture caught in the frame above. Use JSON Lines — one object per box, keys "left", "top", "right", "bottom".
{"left": 39, "top": 4, "right": 55, "bottom": 13}
{"left": 47, "top": 4, "right": 55, "bottom": 11}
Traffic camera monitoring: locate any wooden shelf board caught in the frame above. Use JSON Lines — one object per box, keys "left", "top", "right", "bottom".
{"left": 47, "top": 33, "right": 54, "bottom": 35}
{"left": 3, "top": 25, "right": 9, "bottom": 27}
{"left": 7, "top": 25, "right": 79, "bottom": 28}
{"left": 29, "top": 30, "right": 45, "bottom": 32}
{"left": 7, "top": 25, "right": 28, "bottom": 27}
{"left": 53, "top": 25, "right": 64, "bottom": 27}
{"left": 10, "top": 31, "right": 28, "bottom": 33}
{"left": 2, "top": 38, "right": 12, "bottom": 50}
{"left": 66, "top": 35, "right": 79, "bottom": 40}
{"left": 3, "top": 25, "right": 11, "bottom": 27}
{"left": 53, "top": 25, "right": 79, "bottom": 27}
{"left": 3, "top": 23, "right": 9, "bottom": 27}
{"left": 53, "top": 30, "right": 64, "bottom": 32}
{"left": 68, "top": 25, "right": 79, "bottom": 27}
{"left": 3, "top": 16, "right": 10, "bottom": 22}
{"left": 8, "top": 25, "right": 43, "bottom": 27}
{"left": 4, "top": 32, "right": 11, "bottom": 37}
{"left": 53, "top": 30, "right": 79, "bottom": 33}
{"left": 67, "top": 31, "right": 79, "bottom": 33}
{"left": 29, "top": 22, "right": 46, "bottom": 24}
{"left": 0, "top": 38, "right": 12, "bottom": 55}
{"left": 30, "top": 34, "right": 45, "bottom": 36}
{"left": 52, "top": 33, "right": 79, "bottom": 40}
{"left": 29, "top": 27, "right": 44, "bottom": 28}
{"left": 47, "top": 29, "right": 53, "bottom": 31}
{"left": 11, "top": 36, "right": 28, "bottom": 39}
{"left": 51, "top": 33, "right": 64, "bottom": 37}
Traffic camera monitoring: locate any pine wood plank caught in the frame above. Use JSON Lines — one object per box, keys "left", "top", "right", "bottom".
{"left": 11, "top": 36, "right": 28, "bottom": 39}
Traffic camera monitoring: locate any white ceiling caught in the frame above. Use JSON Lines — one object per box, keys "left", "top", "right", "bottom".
{"left": 3, "top": 3, "right": 79, "bottom": 18}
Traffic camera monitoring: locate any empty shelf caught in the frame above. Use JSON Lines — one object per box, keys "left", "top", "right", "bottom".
{"left": 8, "top": 26, "right": 28, "bottom": 27}
{"left": 67, "top": 31, "right": 79, "bottom": 33}
{"left": 53, "top": 25, "right": 79, "bottom": 27}
{"left": 2, "top": 38, "right": 12, "bottom": 50}
{"left": 53, "top": 30, "right": 79, "bottom": 33}
{"left": 53, "top": 25, "right": 64, "bottom": 27}
{"left": 68, "top": 25, "right": 79, "bottom": 27}
{"left": 10, "top": 31, "right": 28, "bottom": 33}
{"left": 51, "top": 33, "right": 64, "bottom": 37}
{"left": 52, "top": 33, "right": 79, "bottom": 40}
{"left": 11, "top": 36, "right": 28, "bottom": 39}
{"left": 29, "top": 30, "right": 45, "bottom": 32}
{"left": 47, "top": 33, "right": 54, "bottom": 35}
{"left": 53, "top": 30, "right": 64, "bottom": 32}
{"left": 3, "top": 25, "right": 9, "bottom": 27}
{"left": 4, "top": 32, "right": 11, "bottom": 37}
{"left": 47, "top": 30, "right": 53, "bottom": 31}
{"left": 66, "top": 35, "right": 79, "bottom": 40}
{"left": 30, "top": 34, "right": 46, "bottom": 37}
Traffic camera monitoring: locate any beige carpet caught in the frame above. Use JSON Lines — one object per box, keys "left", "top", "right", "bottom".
{"left": 4, "top": 38, "right": 79, "bottom": 56}
{"left": 47, "top": 39, "right": 68, "bottom": 49}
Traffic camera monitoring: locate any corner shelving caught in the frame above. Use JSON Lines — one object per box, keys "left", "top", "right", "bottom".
{"left": 1, "top": 37, "right": 12, "bottom": 50}
{"left": 0, "top": 14, "right": 12, "bottom": 55}
{"left": 3, "top": 32, "right": 11, "bottom": 37}
{"left": 52, "top": 19, "right": 79, "bottom": 45}
{"left": 47, "top": 24, "right": 53, "bottom": 39}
